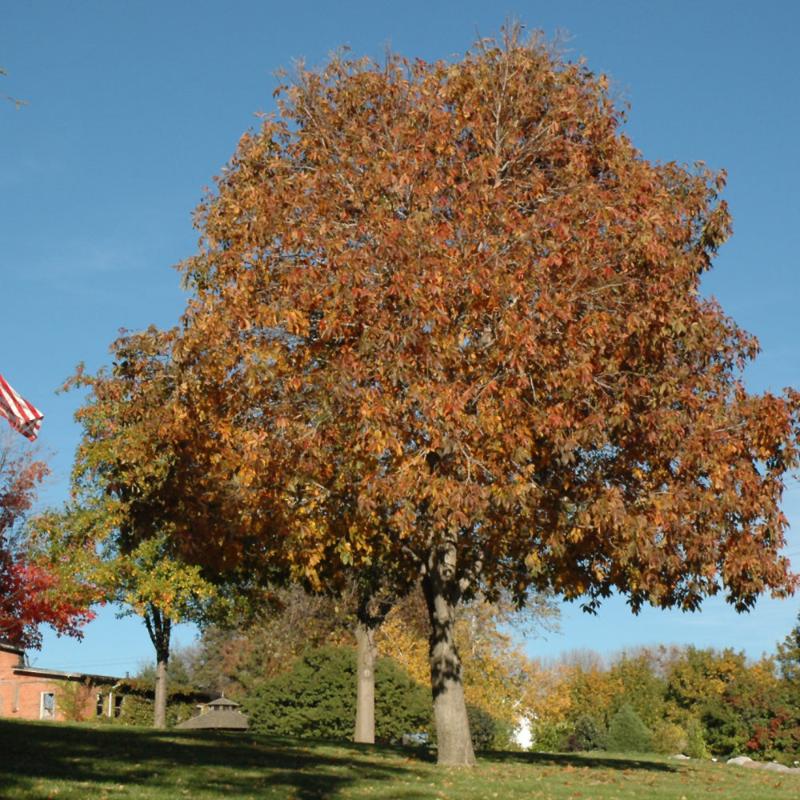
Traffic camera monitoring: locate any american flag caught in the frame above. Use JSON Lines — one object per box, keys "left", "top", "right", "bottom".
{"left": 0, "top": 373, "right": 44, "bottom": 441}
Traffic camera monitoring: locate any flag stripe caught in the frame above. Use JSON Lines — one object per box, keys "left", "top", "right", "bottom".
{"left": 0, "top": 374, "right": 44, "bottom": 441}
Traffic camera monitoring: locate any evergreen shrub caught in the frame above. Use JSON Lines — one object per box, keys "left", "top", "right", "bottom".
{"left": 605, "top": 704, "right": 653, "bottom": 752}
{"left": 244, "top": 645, "right": 431, "bottom": 743}
{"left": 567, "top": 714, "right": 606, "bottom": 751}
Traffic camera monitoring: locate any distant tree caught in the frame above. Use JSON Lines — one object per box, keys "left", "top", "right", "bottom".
{"left": 665, "top": 647, "right": 748, "bottom": 722}
{"left": 605, "top": 704, "right": 653, "bottom": 753}
{"left": 606, "top": 653, "right": 667, "bottom": 729}
{"left": 378, "top": 585, "right": 558, "bottom": 731}
{"left": 685, "top": 717, "right": 710, "bottom": 759}
{"left": 776, "top": 611, "right": 800, "bottom": 688}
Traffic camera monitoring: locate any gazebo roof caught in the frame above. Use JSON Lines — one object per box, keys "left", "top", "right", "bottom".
{"left": 175, "top": 695, "right": 249, "bottom": 731}
{"left": 176, "top": 708, "right": 249, "bottom": 731}
{"left": 207, "top": 695, "right": 240, "bottom": 709}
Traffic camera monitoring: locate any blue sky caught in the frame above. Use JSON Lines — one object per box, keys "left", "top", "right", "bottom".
{"left": 2, "top": 1, "right": 799, "bottom": 676}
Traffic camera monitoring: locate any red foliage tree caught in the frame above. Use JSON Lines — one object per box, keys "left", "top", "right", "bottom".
{"left": 0, "top": 441, "right": 93, "bottom": 649}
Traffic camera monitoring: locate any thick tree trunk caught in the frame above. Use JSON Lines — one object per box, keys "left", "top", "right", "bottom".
{"left": 354, "top": 621, "right": 376, "bottom": 744}
{"left": 422, "top": 569, "right": 475, "bottom": 767}
{"left": 153, "top": 655, "right": 168, "bottom": 729}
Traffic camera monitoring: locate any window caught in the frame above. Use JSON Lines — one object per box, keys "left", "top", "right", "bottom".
{"left": 40, "top": 692, "right": 56, "bottom": 720}
{"left": 96, "top": 693, "right": 105, "bottom": 717}
{"left": 114, "top": 694, "right": 123, "bottom": 718}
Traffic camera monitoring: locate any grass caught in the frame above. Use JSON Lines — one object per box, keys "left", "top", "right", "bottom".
{"left": 1, "top": 719, "right": 798, "bottom": 800}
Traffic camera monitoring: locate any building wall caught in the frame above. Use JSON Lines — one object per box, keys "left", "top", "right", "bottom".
{"left": 0, "top": 649, "right": 105, "bottom": 722}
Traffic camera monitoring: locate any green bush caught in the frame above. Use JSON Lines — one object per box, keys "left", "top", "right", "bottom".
{"left": 465, "top": 704, "right": 500, "bottom": 751}
{"left": 700, "top": 699, "right": 748, "bottom": 756}
{"left": 567, "top": 714, "right": 606, "bottom": 751}
{"left": 244, "top": 646, "right": 431, "bottom": 743}
{"left": 652, "top": 721, "right": 688, "bottom": 755}
{"left": 531, "top": 719, "right": 572, "bottom": 752}
{"left": 605, "top": 704, "right": 653, "bottom": 753}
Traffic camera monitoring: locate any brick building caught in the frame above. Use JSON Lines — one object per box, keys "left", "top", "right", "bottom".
{"left": 0, "top": 641, "right": 121, "bottom": 722}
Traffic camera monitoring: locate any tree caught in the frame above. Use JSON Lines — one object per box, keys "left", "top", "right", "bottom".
{"left": 60, "top": 327, "right": 235, "bottom": 728}
{"left": 776, "top": 610, "right": 800, "bottom": 688}
{"left": 111, "top": 535, "right": 216, "bottom": 728}
{"left": 176, "top": 27, "right": 800, "bottom": 765}
{"left": 352, "top": 577, "right": 396, "bottom": 744}
{"left": 665, "top": 647, "right": 748, "bottom": 721}
{"left": 185, "top": 584, "right": 354, "bottom": 696}
{"left": 0, "top": 438, "right": 93, "bottom": 648}
{"left": 605, "top": 704, "right": 653, "bottom": 753}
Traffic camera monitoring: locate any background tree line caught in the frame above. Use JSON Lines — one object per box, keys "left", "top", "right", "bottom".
{"left": 108, "top": 586, "right": 800, "bottom": 765}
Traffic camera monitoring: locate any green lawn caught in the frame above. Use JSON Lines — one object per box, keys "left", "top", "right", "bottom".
{"left": 1, "top": 719, "right": 797, "bottom": 800}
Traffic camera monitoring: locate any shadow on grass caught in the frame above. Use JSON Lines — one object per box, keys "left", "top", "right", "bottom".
{"left": 0, "top": 719, "right": 432, "bottom": 800}
{"left": 481, "top": 748, "right": 679, "bottom": 773}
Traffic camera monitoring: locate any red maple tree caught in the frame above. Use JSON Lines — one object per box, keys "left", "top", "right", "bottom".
{"left": 0, "top": 441, "right": 94, "bottom": 649}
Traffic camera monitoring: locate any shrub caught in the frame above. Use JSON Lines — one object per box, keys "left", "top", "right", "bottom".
{"left": 465, "top": 704, "right": 499, "bottom": 751}
{"left": 91, "top": 678, "right": 208, "bottom": 728}
{"left": 685, "top": 717, "right": 710, "bottom": 759}
{"left": 531, "top": 719, "right": 572, "bottom": 752}
{"left": 244, "top": 645, "right": 431, "bottom": 743}
{"left": 605, "top": 704, "right": 653, "bottom": 753}
{"left": 700, "top": 698, "right": 748, "bottom": 756}
{"left": 652, "top": 721, "right": 688, "bottom": 755}
{"left": 567, "top": 714, "right": 606, "bottom": 751}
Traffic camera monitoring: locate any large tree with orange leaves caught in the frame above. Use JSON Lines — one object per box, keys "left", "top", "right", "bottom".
{"left": 176, "top": 29, "right": 800, "bottom": 765}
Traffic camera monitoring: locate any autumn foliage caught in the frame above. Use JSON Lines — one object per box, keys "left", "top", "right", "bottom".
{"left": 0, "top": 441, "right": 93, "bottom": 648}
{"left": 149, "top": 27, "right": 800, "bottom": 764}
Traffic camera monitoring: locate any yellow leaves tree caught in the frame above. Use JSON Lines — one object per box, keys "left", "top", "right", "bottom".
{"left": 379, "top": 589, "right": 558, "bottom": 732}
{"left": 61, "top": 328, "right": 237, "bottom": 728}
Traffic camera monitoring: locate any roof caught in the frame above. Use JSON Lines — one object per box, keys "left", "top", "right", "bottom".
{"left": 176, "top": 708, "right": 249, "bottom": 731}
{"left": 0, "top": 641, "right": 24, "bottom": 656}
{"left": 13, "top": 665, "right": 120, "bottom": 684}
{"left": 207, "top": 696, "right": 240, "bottom": 709}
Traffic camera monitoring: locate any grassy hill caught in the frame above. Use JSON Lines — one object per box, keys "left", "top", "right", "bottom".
{"left": 0, "top": 719, "right": 797, "bottom": 799}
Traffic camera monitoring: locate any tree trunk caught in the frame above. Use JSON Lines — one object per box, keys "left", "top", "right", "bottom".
{"left": 144, "top": 605, "right": 171, "bottom": 730}
{"left": 154, "top": 654, "right": 168, "bottom": 729}
{"left": 354, "top": 621, "right": 376, "bottom": 744}
{"left": 422, "top": 568, "right": 475, "bottom": 767}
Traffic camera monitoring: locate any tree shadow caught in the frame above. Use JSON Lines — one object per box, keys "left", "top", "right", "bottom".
{"left": 480, "top": 748, "right": 679, "bottom": 773}
{"left": 0, "top": 720, "right": 430, "bottom": 800}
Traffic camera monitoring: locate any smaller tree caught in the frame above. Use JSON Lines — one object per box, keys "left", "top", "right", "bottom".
{"left": 776, "top": 611, "right": 800, "bottom": 689}
{"left": 111, "top": 534, "right": 216, "bottom": 728}
{"left": 60, "top": 326, "right": 235, "bottom": 727}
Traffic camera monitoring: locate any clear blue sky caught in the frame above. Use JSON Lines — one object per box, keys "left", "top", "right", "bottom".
{"left": 2, "top": 1, "right": 799, "bottom": 676}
